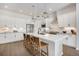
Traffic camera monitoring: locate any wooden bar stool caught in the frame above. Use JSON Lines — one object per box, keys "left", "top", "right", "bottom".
{"left": 23, "top": 34, "right": 31, "bottom": 48}
{"left": 32, "top": 36, "right": 48, "bottom": 56}
{"left": 26, "top": 34, "right": 31, "bottom": 49}
{"left": 30, "top": 35, "right": 38, "bottom": 55}
{"left": 23, "top": 34, "right": 27, "bottom": 48}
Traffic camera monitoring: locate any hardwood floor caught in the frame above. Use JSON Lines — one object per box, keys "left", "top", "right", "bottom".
{"left": 0, "top": 41, "right": 79, "bottom": 56}
{"left": 63, "top": 45, "right": 79, "bottom": 56}
{"left": 0, "top": 41, "right": 32, "bottom": 56}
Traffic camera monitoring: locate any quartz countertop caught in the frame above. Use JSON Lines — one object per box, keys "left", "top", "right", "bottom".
{"left": 26, "top": 33, "right": 68, "bottom": 42}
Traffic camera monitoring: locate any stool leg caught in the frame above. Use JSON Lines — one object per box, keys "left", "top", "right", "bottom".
{"left": 47, "top": 46, "right": 48, "bottom": 56}
{"left": 39, "top": 48, "right": 41, "bottom": 56}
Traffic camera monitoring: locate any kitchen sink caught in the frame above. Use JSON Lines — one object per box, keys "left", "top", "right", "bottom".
{"left": 49, "top": 32, "right": 59, "bottom": 35}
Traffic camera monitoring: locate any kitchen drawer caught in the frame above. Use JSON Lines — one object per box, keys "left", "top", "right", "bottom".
{"left": 5, "top": 33, "right": 15, "bottom": 42}
{"left": 0, "top": 33, "right": 6, "bottom": 44}
{"left": 63, "top": 35, "right": 76, "bottom": 47}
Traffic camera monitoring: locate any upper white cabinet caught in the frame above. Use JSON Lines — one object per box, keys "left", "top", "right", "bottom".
{"left": 57, "top": 4, "right": 76, "bottom": 27}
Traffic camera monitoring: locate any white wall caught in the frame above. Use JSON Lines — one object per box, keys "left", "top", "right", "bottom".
{"left": 0, "top": 9, "right": 34, "bottom": 33}
{"left": 76, "top": 4, "right": 79, "bottom": 50}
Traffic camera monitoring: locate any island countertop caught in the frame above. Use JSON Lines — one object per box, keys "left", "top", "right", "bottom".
{"left": 26, "top": 33, "right": 68, "bottom": 42}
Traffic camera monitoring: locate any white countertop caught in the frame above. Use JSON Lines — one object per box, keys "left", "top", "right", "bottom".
{"left": 26, "top": 33, "right": 68, "bottom": 42}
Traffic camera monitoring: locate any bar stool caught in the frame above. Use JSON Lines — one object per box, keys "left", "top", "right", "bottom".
{"left": 31, "top": 36, "right": 48, "bottom": 56}
{"left": 26, "top": 34, "right": 31, "bottom": 49}
{"left": 23, "top": 34, "right": 27, "bottom": 48}
{"left": 23, "top": 34, "right": 31, "bottom": 48}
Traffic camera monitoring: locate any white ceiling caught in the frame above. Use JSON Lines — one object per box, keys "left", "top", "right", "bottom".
{"left": 0, "top": 3, "right": 71, "bottom": 16}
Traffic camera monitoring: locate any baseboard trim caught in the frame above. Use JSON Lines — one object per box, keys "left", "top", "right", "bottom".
{"left": 0, "top": 40, "right": 24, "bottom": 45}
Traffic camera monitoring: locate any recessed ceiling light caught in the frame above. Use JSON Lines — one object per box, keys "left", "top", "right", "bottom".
{"left": 32, "top": 5, "right": 35, "bottom": 7}
{"left": 4, "top": 5, "right": 8, "bottom": 8}
{"left": 19, "top": 10, "right": 23, "bottom": 12}
{"left": 49, "top": 8, "right": 52, "bottom": 11}
{"left": 29, "top": 13, "right": 32, "bottom": 15}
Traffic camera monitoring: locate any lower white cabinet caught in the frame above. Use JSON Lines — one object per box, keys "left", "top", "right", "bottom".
{"left": 0, "top": 34, "right": 5, "bottom": 43}
{"left": 63, "top": 35, "right": 76, "bottom": 48}
{"left": 0, "top": 32, "right": 23, "bottom": 44}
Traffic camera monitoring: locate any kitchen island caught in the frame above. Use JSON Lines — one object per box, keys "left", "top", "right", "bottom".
{"left": 26, "top": 33, "right": 68, "bottom": 56}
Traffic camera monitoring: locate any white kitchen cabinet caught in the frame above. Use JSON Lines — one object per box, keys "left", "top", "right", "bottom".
{"left": 57, "top": 12, "right": 76, "bottom": 27}
{"left": 57, "top": 4, "right": 76, "bottom": 27}
{"left": 0, "top": 33, "right": 23, "bottom": 44}
{"left": 15, "top": 33, "right": 23, "bottom": 41}
{"left": 5, "top": 33, "right": 16, "bottom": 43}
{"left": 63, "top": 35, "right": 76, "bottom": 48}
{"left": 0, "top": 33, "right": 6, "bottom": 43}
{"left": 57, "top": 14, "right": 68, "bottom": 27}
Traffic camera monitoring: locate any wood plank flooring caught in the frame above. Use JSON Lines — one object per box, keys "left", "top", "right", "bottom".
{"left": 0, "top": 40, "right": 79, "bottom": 56}
{"left": 0, "top": 41, "right": 32, "bottom": 56}
{"left": 63, "top": 45, "right": 79, "bottom": 56}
